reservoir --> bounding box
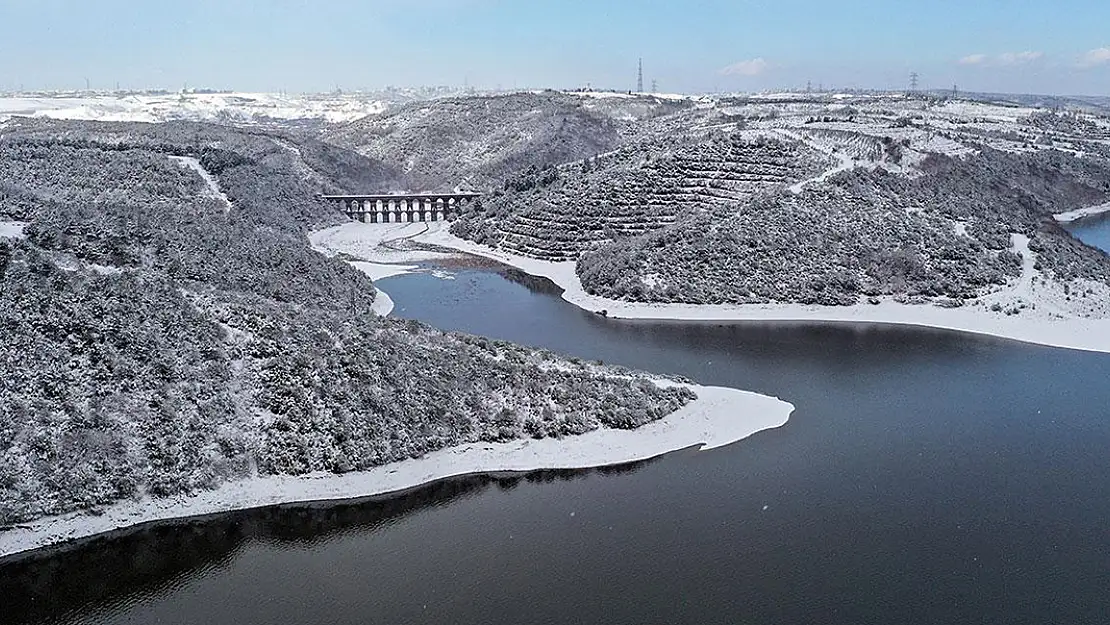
[3,222,1110,625]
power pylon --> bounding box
[909,72,919,93]
[637,58,644,93]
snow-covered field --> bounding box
[0,383,793,558]
[334,223,1110,354]
[0,220,27,239]
[0,92,387,125]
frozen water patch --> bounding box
[349,260,418,282]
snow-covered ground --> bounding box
[776,128,857,194]
[310,222,460,318]
[316,223,1110,355]
[0,220,27,239]
[0,92,387,125]
[1054,201,1110,223]
[168,156,231,210]
[0,382,793,558]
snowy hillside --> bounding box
[0,119,695,526]
[324,91,695,192]
[435,92,1110,309]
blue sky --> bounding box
[1,0,1108,95]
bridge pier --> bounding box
[323,192,482,225]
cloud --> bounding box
[957,51,1043,67]
[719,58,769,77]
[997,51,1044,65]
[1079,47,1110,68]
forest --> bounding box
[0,120,694,526]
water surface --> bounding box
[1065,210,1110,254]
[4,243,1110,625]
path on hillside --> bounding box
[169,156,232,211]
[774,128,857,194]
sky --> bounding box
[1,0,1108,95]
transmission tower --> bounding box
[637,58,644,93]
[909,72,919,93]
[651,78,658,94]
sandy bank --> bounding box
[0,384,792,559]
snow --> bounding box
[0,220,27,239]
[370,286,395,317]
[309,222,464,317]
[0,382,793,558]
[399,223,1110,355]
[566,91,636,99]
[776,128,856,194]
[310,222,456,265]
[1054,201,1110,223]
[168,156,231,211]
[0,93,387,125]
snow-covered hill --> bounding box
[0,118,697,528]
[438,92,1110,310]
[0,92,388,127]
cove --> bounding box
[3,256,1110,625]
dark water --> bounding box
[5,232,1110,625]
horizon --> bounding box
[1,0,1109,96]
[2,86,1109,102]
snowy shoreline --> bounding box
[1053,202,1110,224]
[0,384,792,559]
[343,222,1110,355]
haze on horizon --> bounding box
[1,0,1109,96]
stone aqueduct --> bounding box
[321,193,481,223]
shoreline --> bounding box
[1053,202,1110,224]
[0,384,792,559]
[395,223,1110,355]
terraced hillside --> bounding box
[438,93,1110,308]
[452,133,833,260]
[577,149,1110,306]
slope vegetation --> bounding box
[325,91,693,191]
[0,120,694,526]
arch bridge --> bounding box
[322,193,481,223]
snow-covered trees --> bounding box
[0,120,695,526]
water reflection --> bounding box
[5,252,1110,625]
[0,462,655,625]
